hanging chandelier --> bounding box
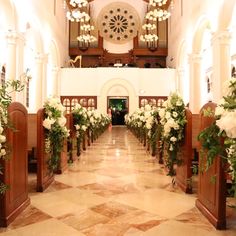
[66,0,90,22]
[66,0,97,49]
[140,0,172,50]
[149,0,168,7]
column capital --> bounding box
[176,67,185,76]
[35,53,48,64]
[211,30,232,45]
[5,30,19,45]
[51,66,60,73]
[188,53,202,64]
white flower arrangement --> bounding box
[43,97,69,171]
[215,78,236,181]
[0,79,25,194]
[72,103,88,138]
[159,92,186,176]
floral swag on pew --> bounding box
[159,92,187,176]
[72,103,89,156]
[198,78,236,196]
[0,80,25,194]
[43,97,70,172]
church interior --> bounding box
[0,0,236,235]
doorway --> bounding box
[108,97,128,125]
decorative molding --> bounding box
[5,30,18,45]
[211,30,232,45]
[35,53,48,64]
[188,53,202,64]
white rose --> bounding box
[159,109,165,119]
[215,106,225,117]
[43,118,55,130]
[216,111,236,138]
[82,125,87,131]
[170,136,177,142]
[0,135,6,143]
[146,123,152,130]
[58,116,66,127]
[75,124,80,130]
[145,104,152,111]
[176,100,183,106]
[172,112,178,118]
[165,112,171,119]
[0,148,6,156]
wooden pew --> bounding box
[195,102,226,229]
[55,114,70,174]
[36,108,54,192]
[0,102,30,227]
[176,108,193,193]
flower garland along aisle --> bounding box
[43,97,70,172]
[87,109,111,141]
[0,80,25,194]
[159,92,187,176]
[146,107,161,156]
[125,105,160,155]
[198,78,236,197]
[72,104,88,156]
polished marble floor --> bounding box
[0,126,236,235]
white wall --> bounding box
[60,68,176,113]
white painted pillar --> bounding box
[51,66,60,96]
[188,53,202,113]
[42,54,48,102]
[34,53,46,111]
[5,30,18,101]
[212,30,231,102]
[176,67,184,94]
[16,33,26,103]
[5,30,17,81]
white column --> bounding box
[42,54,48,102]
[5,30,18,101]
[5,30,18,81]
[51,66,60,96]
[34,53,46,111]
[176,67,184,94]
[188,53,202,113]
[16,33,26,103]
[212,30,231,102]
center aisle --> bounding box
[1,126,235,236]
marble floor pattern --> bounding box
[0,126,236,236]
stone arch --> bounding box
[24,25,45,112]
[218,0,236,30]
[47,39,60,97]
[98,78,137,114]
[192,16,212,54]
[0,0,17,80]
[49,40,60,67]
[176,40,187,68]
[190,16,213,113]
[0,0,17,30]
[176,40,189,103]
